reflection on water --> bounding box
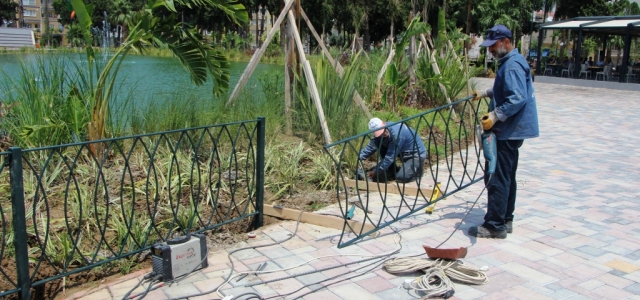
[0,53,282,105]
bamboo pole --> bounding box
[420,34,457,119]
[226,0,295,107]
[300,9,372,119]
[376,48,395,87]
[284,24,293,135]
[288,10,332,145]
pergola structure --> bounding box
[536,15,640,82]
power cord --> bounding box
[121,272,157,300]
[166,211,307,300]
[131,274,163,300]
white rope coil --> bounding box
[384,257,488,285]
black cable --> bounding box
[231,292,265,300]
[434,174,492,249]
[132,274,163,300]
[167,211,305,300]
[121,272,156,300]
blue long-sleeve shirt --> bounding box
[486,48,539,140]
[358,123,427,171]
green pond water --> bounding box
[0,53,283,105]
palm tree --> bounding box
[70,0,248,147]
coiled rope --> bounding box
[383,257,488,297]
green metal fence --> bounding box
[0,118,265,299]
[324,97,489,248]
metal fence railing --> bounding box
[0,117,266,300]
[324,97,489,248]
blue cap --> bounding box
[480,25,512,47]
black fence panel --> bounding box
[324,97,490,248]
[0,118,265,299]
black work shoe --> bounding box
[506,221,513,234]
[468,225,507,239]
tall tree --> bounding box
[0,0,18,26]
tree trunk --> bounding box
[364,15,370,51]
[389,17,394,46]
[465,0,472,51]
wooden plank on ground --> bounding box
[263,204,378,236]
[343,179,433,198]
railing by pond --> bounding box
[0,118,265,300]
[324,97,489,248]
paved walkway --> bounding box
[68,79,640,300]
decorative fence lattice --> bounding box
[0,118,265,299]
[324,97,490,248]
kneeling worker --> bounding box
[358,118,427,183]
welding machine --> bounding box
[151,234,208,281]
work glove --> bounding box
[481,111,497,131]
[472,89,489,101]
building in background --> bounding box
[14,0,61,31]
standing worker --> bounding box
[358,118,427,183]
[471,25,539,239]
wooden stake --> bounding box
[226,0,295,107]
[288,10,332,145]
[263,205,378,236]
[343,179,433,198]
[300,9,372,119]
[377,48,395,88]
[420,34,457,119]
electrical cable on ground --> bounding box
[131,274,163,300]
[121,272,156,300]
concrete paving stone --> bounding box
[354,275,396,293]
[218,285,261,299]
[591,284,634,300]
[624,282,640,295]
[473,271,527,294]
[602,244,634,256]
[161,282,201,299]
[623,270,640,284]
[496,243,546,261]
[332,282,386,300]
[289,245,317,255]
[575,245,609,257]
[454,288,488,300]
[546,288,578,299]
[192,276,225,293]
[302,289,344,300]
[503,285,554,300]
[500,262,558,285]
[250,283,280,298]
[605,259,640,273]
[595,273,634,289]
[77,289,111,300]
[540,229,571,239]
[576,279,605,290]
[258,246,294,260]
[626,250,640,261]
[294,270,329,287]
[522,281,553,295]
[374,286,416,300]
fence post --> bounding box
[9,147,31,300]
[254,117,265,229]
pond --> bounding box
[0,52,283,104]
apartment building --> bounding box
[13,0,62,32]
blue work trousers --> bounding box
[483,140,524,231]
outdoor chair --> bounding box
[561,63,574,78]
[595,65,612,81]
[626,68,638,83]
[578,64,590,79]
[543,66,553,76]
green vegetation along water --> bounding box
[0,53,283,105]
